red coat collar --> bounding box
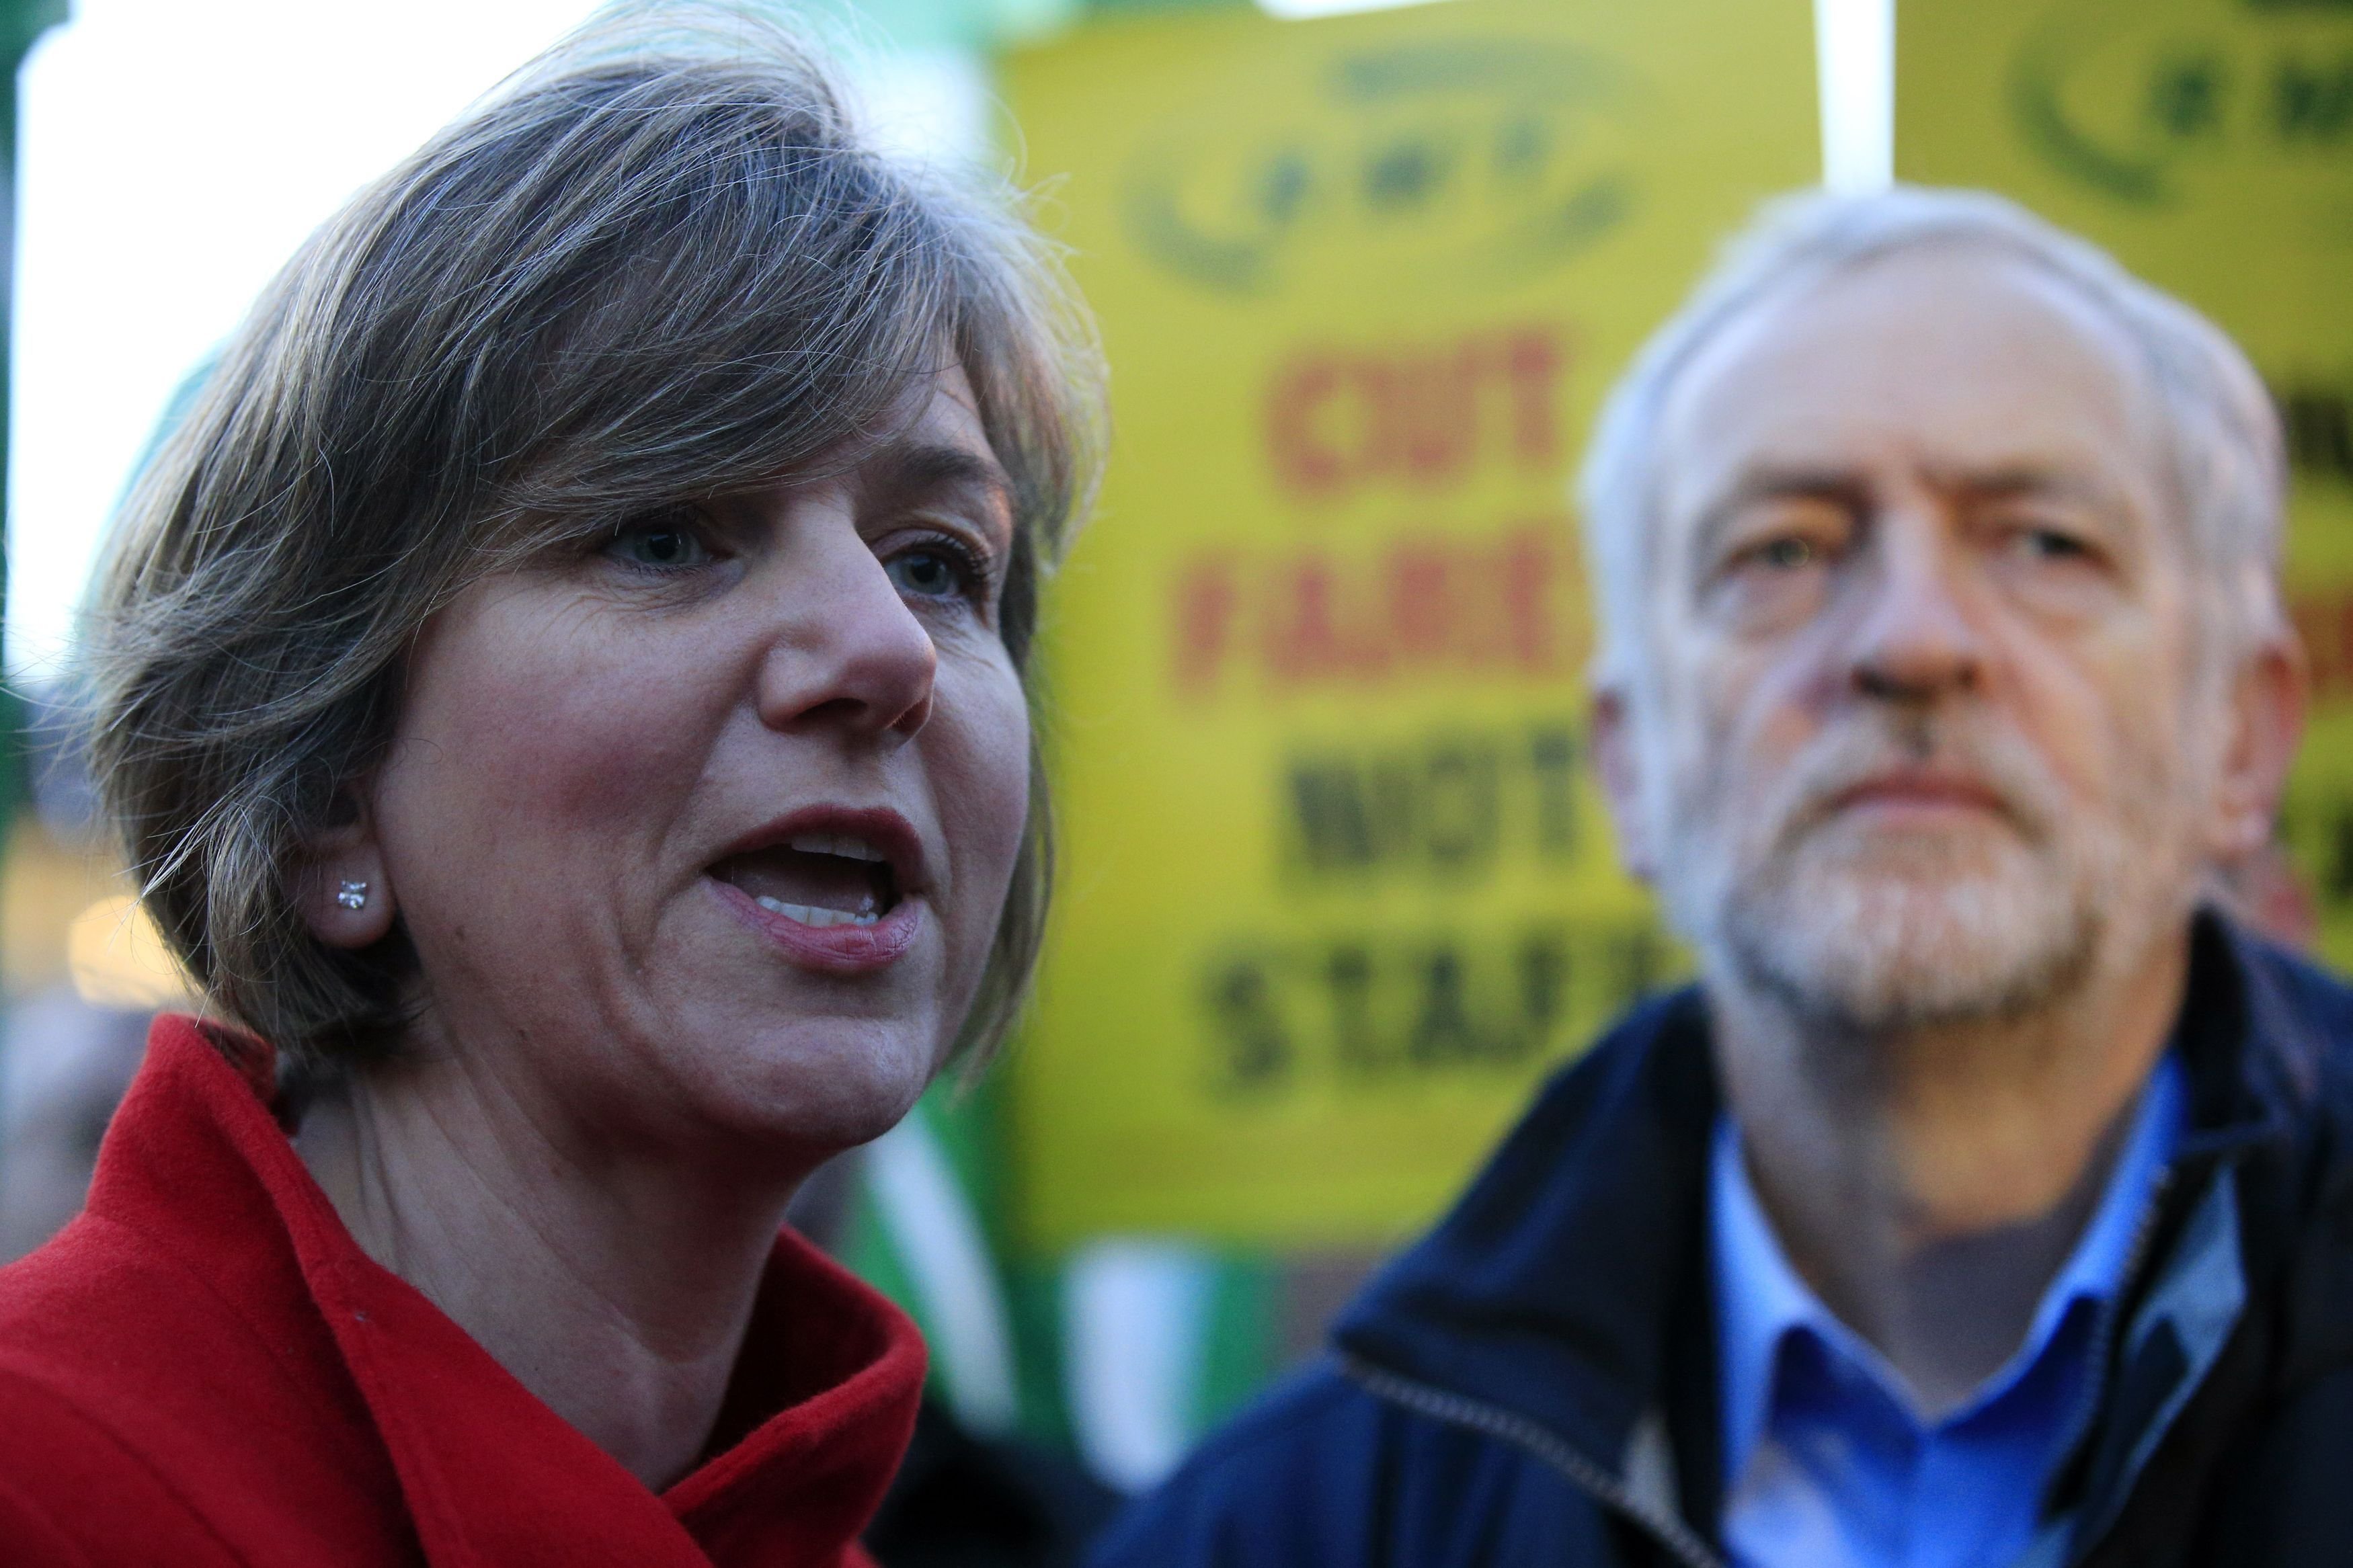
[91,1014,926,1567]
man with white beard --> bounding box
[1093,188,2353,1568]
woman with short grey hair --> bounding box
[0,11,1100,1563]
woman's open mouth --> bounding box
[704,809,928,973]
[711,834,901,928]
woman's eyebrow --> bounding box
[869,443,1016,532]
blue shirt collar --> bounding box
[1711,1051,2187,1490]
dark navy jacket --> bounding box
[1091,915,2353,1567]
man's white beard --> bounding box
[1650,709,2195,1036]
[1712,813,2104,1033]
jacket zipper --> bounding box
[1337,1352,1727,1568]
[2061,1162,2248,1567]
[2051,1165,2173,1501]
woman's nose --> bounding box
[754,526,937,742]
[1843,518,1987,704]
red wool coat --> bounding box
[0,1014,926,1566]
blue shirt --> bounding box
[1710,1055,2186,1568]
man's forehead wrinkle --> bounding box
[1684,246,2149,401]
[1713,463,1875,508]
[1648,235,2167,464]
[1919,462,2141,520]
[1663,274,2159,492]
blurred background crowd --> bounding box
[0,0,2341,1558]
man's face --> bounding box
[1610,246,2247,1031]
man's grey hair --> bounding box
[1578,184,2287,692]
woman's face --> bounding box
[348,367,1031,1163]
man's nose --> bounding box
[754,525,937,742]
[1844,523,1986,704]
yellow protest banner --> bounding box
[1899,0,2353,962]
[1001,0,1819,1249]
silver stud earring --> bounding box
[335,880,370,911]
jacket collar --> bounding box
[1332,982,1720,1480]
[89,1014,925,1568]
[1330,910,2325,1522]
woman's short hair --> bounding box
[1579,184,2285,695]
[86,7,1105,1073]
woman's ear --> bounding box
[296,784,396,950]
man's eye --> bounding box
[606,523,713,571]
[2017,527,2089,561]
[887,547,970,600]
[1749,536,1820,571]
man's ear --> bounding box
[2208,631,2308,862]
[1590,682,1659,884]
[295,784,396,950]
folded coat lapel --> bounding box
[164,1018,923,1568]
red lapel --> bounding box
[99,1016,924,1567]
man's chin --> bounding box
[1723,868,2096,1034]
[1798,813,2030,877]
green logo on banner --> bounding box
[1121,40,1644,296]
[2012,0,2353,205]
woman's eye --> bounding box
[606,523,713,571]
[887,547,970,600]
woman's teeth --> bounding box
[788,832,887,863]
[754,895,880,928]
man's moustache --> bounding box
[1767,720,2059,848]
